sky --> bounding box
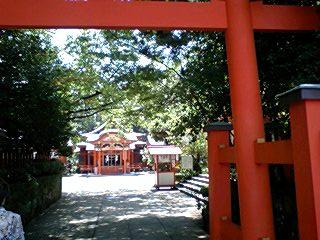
[51,29,81,64]
[51,29,81,49]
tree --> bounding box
[0,30,72,155]
[61,26,318,144]
[179,132,208,173]
[256,31,319,140]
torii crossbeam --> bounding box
[0,1,319,240]
[0,0,318,31]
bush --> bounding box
[200,185,208,198]
[198,186,209,232]
[26,160,65,176]
[176,169,197,183]
[0,160,64,224]
[201,203,209,231]
[5,174,62,224]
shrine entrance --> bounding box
[103,152,121,167]
[0,1,319,240]
[102,152,122,174]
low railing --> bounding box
[79,164,93,173]
[130,163,143,170]
[0,150,34,169]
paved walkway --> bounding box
[25,172,209,240]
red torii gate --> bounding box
[0,1,319,240]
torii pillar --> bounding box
[225,0,275,239]
[205,122,233,240]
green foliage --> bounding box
[158,163,172,172]
[27,161,65,176]
[0,160,65,183]
[0,30,73,154]
[255,31,320,140]
[62,30,141,134]
[0,159,64,223]
[176,169,196,182]
[60,27,319,151]
[62,30,225,164]
[67,153,82,173]
[141,147,154,165]
[197,186,209,231]
[199,186,209,198]
[201,203,209,232]
[179,132,208,174]
[5,174,62,224]
[57,145,73,157]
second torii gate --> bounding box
[0,1,319,239]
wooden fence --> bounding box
[0,150,50,169]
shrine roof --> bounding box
[147,136,165,146]
[81,123,146,143]
[148,146,182,155]
[75,142,95,152]
[125,132,145,141]
[78,123,171,150]
[129,141,147,150]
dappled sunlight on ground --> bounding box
[25,173,208,240]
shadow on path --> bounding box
[25,175,208,240]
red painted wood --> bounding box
[290,100,320,240]
[0,0,227,30]
[251,2,319,31]
[225,0,275,239]
[218,146,235,164]
[216,141,292,165]
[123,150,127,174]
[0,0,318,31]
[98,150,102,174]
[207,130,231,240]
[220,221,242,240]
[255,140,293,164]
[93,150,97,168]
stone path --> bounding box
[25,172,209,240]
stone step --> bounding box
[179,182,202,193]
[191,176,209,184]
[177,174,209,204]
[198,173,209,179]
[183,179,208,188]
[178,186,208,204]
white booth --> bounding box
[148,146,182,189]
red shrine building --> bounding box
[75,124,168,175]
